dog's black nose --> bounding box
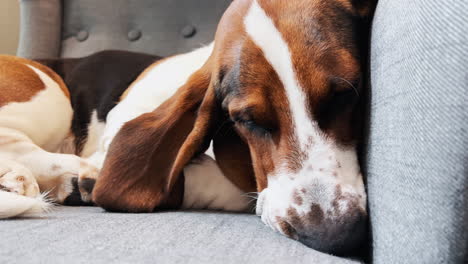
[293,206,368,256]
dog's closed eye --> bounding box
[240,119,273,137]
[318,77,360,120]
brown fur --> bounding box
[0,55,70,109]
[206,0,369,192]
[93,0,376,212]
[293,189,303,206]
[0,56,46,107]
[212,124,257,192]
[0,55,69,108]
[93,66,213,212]
[276,216,298,239]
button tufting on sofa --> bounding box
[17,0,232,58]
[76,30,88,41]
[128,29,141,41]
[181,25,196,38]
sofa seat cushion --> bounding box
[0,207,361,263]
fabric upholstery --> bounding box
[0,207,361,264]
[17,0,62,58]
[18,0,231,58]
[60,0,230,57]
[365,0,468,263]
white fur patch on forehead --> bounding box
[244,0,314,148]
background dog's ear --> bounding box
[93,68,216,212]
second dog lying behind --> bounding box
[0,44,252,211]
[0,51,160,208]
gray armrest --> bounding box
[366,0,468,263]
[17,0,62,58]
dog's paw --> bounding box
[78,160,99,203]
[0,160,39,198]
[63,177,93,206]
[44,156,99,205]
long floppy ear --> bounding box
[160,75,258,196]
[167,78,257,199]
[212,124,257,193]
[93,67,217,212]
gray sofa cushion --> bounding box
[366,0,468,263]
[0,207,361,264]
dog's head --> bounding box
[93,0,376,255]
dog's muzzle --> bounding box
[256,176,367,255]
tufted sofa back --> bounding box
[17,0,231,58]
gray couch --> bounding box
[4,0,466,263]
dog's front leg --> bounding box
[0,127,98,204]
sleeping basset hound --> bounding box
[0,0,376,255]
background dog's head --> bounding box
[94,0,376,255]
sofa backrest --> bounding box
[18,0,231,58]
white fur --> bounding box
[244,0,314,148]
[244,0,366,232]
[0,158,39,197]
[80,110,106,158]
[0,46,245,215]
[84,44,246,210]
[86,43,214,169]
[182,155,249,212]
[0,159,51,219]
[257,146,366,235]
[0,63,97,208]
[0,191,52,219]
[0,64,72,153]
[0,64,74,198]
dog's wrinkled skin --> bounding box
[93,0,376,255]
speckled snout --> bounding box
[256,162,368,255]
[285,184,367,255]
